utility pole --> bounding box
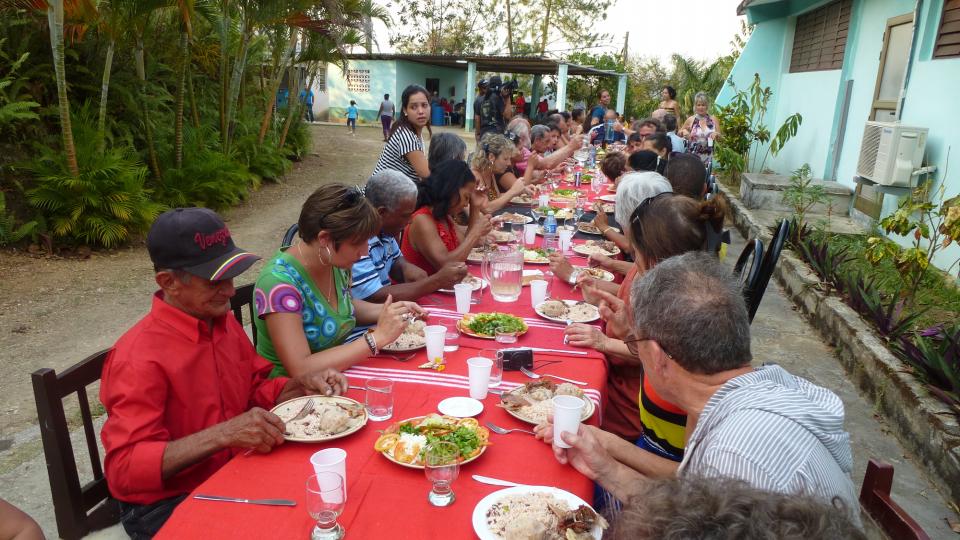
[622,32,629,65]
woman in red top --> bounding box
[400,160,493,274]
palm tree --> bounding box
[671,54,728,117]
[357,0,389,53]
[46,0,79,177]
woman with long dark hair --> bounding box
[372,84,432,182]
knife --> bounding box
[193,494,297,506]
[527,347,589,356]
[472,475,528,488]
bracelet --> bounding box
[602,226,613,236]
[363,330,379,356]
[568,269,581,285]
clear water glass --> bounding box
[444,330,460,352]
[479,348,503,387]
[306,473,345,540]
[364,377,394,421]
[511,223,524,244]
[495,327,518,345]
[424,441,460,506]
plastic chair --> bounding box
[32,351,123,540]
[230,283,258,346]
[747,219,791,321]
[281,223,299,248]
[860,459,930,539]
[733,238,765,323]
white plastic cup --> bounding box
[467,357,493,399]
[309,448,347,502]
[552,395,585,449]
[453,283,472,314]
[538,194,550,208]
[424,325,447,364]
[558,228,574,253]
[530,279,548,308]
[523,223,538,245]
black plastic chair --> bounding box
[230,283,258,346]
[733,238,764,322]
[281,223,299,248]
[748,219,791,321]
[32,350,123,540]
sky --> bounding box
[369,0,746,64]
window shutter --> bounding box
[934,0,960,59]
[790,0,853,73]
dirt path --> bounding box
[0,124,385,438]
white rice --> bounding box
[486,492,571,539]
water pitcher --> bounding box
[481,246,523,303]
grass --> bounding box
[815,231,960,330]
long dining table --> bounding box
[156,165,620,539]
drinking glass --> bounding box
[444,330,460,352]
[542,235,559,254]
[424,441,460,506]
[364,377,394,421]
[306,472,346,540]
[478,349,503,387]
[495,327,518,345]
[511,223,524,245]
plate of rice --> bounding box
[382,320,426,352]
[499,381,595,425]
[438,275,488,294]
[473,486,608,540]
[270,396,367,443]
[534,300,600,323]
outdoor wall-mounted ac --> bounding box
[856,121,928,187]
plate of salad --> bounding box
[550,188,578,200]
[457,312,528,339]
[523,248,551,264]
[373,414,490,469]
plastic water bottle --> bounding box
[544,211,558,235]
[588,146,597,168]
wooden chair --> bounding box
[746,219,791,321]
[231,283,258,347]
[32,350,123,540]
[281,223,299,248]
[733,238,765,322]
[860,459,930,540]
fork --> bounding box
[485,422,537,436]
[371,352,416,362]
[519,365,587,386]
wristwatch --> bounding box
[363,330,379,356]
[567,269,581,285]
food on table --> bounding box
[500,381,592,425]
[467,246,492,263]
[598,203,615,214]
[572,240,620,257]
[490,229,516,243]
[497,212,533,224]
[521,270,545,285]
[485,491,608,540]
[511,194,536,205]
[535,300,599,323]
[374,414,489,466]
[576,267,615,282]
[523,248,550,264]
[460,312,528,337]
[273,397,365,440]
[550,188,578,199]
[384,320,426,351]
[536,207,573,220]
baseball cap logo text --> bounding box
[194,228,231,251]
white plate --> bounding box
[438,397,484,418]
[534,299,601,323]
[572,242,621,257]
[496,213,534,225]
[522,269,544,286]
[472,485,602,540]
[438,277,488,294]
[598,194,617,203]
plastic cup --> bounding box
[310,448,347,501]
[558,228,574,253]
[453,283,472,314]
[523,224,538,246]
[467,357,493,399]
[552,395,585,449]
[538,194,550,208]
[424,325,447,364]
[530,279,548,308]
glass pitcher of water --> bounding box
[481,245,523,303]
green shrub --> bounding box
[284,116,312,161]
[0,190,36,246]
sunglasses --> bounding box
[326,186,366,220]
[629,191,674,227]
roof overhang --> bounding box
[344,53,622,78]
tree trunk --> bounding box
[188,65,200,128]
[96,38,115,153]
[223,20,250,154]
[135,36,162,180]
[219,0,230,148]
[277,66,299,150]
[539,0,552,55]
[257,29,298,145]
[174,31,188,169]
[46,1,79,178]
[505,0,513,56]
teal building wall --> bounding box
[720,0,960,269]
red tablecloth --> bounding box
[157,230,611,540]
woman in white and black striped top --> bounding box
[372,84,432,183]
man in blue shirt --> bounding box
[351,170,468,303]
[299,87,314,122]
[588,88,611,127]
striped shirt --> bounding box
[372,124,424,183]
[678,364,861,526]
[350,234,401,300]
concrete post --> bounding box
[615,73,628,116]
[465,61,476,132]
[530,74,542,119]
[556,63,569,112]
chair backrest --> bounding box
[860,459,930,540]
[32,350,122,540]
[281,223,299,248]
[733,238,765,322]
[747,219,791,321]
[231,283,258,347]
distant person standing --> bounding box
[536,98,549,121]
[473,79,488,143]
[514,92,526,118]
[377,94,395,142]
[299,87,315,122]
[588,88,611,127]
[346,100,359,136]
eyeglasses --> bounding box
[503,131,519,143]
[622,336,674,360]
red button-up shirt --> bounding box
[100,292,288,505]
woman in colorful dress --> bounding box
[400,161,493,274]
[254,183,424,378]
[679,92,721,166]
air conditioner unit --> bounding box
[856,121,928,187]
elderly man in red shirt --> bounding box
[100,208,348,539]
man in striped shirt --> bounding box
[538,252,861,525]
